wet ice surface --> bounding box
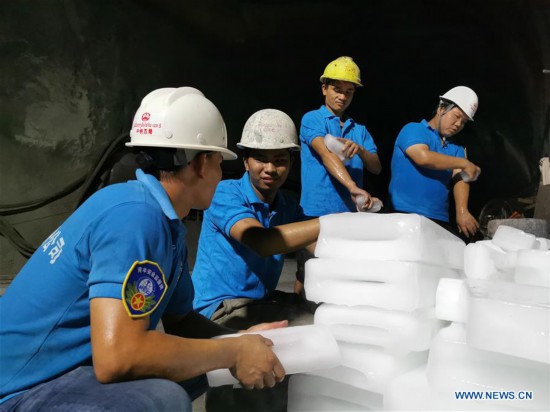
[288,214,550,411]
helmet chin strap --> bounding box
[437,102,455,145]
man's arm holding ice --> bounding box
[310,136,375,209]
[405,144,481,180]
[90,298,285,389]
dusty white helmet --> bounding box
[439,86,479,121]
[127,87,237,160]
[237,109,300,151]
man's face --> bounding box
[244,149,292,197]
[439,106,469,137]
[200,152,223,208]
[322,80,356,116]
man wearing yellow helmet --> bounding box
[296,56,382,289]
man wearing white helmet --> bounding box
[192,108,319,329]
[0,88,288,412]
[388,86,481,237]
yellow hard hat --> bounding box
[320,56,362,87]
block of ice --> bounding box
[314,304,444,354]
[435,278,468,322]
[426,323,549,410]
[514,249,550,288]
[465,279,550,364]
[304,258,461,311]
[288,374,383,411]
[491,224,537,251]
[337,342,428,393]
[315,213,465,269]
[206,325,340,387]
[384,365,505,411]
[464,241,514,281]
[535,237,550,250]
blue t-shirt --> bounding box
[299,105,378,216]
[192,172,305,319]
[0,170,193,403]
[388,119,466,222]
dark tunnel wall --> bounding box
[1,0,549,275]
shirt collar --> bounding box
[136,169,180,221]
[239,172,286,209]
[319,105,354,125]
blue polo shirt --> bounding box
[0,170,192,403]
[388,119,466,222]
[192,172,305,319]
[299,105,378,216]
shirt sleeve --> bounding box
[300,111,327,146]
[207,182,258,237]
[85,202,172,301]
[395,123,430,152]
[359,126,378,153]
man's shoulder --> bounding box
[301,107,326,122]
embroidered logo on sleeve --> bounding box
[122,261,168,318]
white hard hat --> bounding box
[237,109,300,151]
[127,87,237,160]
[439,86,479,121]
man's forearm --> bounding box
[240,219,320,257]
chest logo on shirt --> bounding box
[122,260,168,318]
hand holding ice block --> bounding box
[460,169,480,182]
[355,195,382,213]
[206,325,341,387]
[324,134,350,164]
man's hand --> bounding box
[350,186,373,210]
[338,137,360,160]
[230,335,285,389]
[456,209,479,237]
[462,161,481,181]
[244,320,288,333]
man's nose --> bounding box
[264,162,276,173]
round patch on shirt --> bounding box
[122,260,168,318]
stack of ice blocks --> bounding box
[288,213,465,411]
[385,225,550,411]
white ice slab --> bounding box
[465,279,550,364]
[464,240,516,281]
[491,224,537,251]
[304,258,461,311]
[314,304,444,354]
[206,325,340,387]
[435,277,468,323]
[535,237,550,250]
[514,249,550,288]
[384,365,505,411]
[315,213,465,269]
[337,342,428,393]
[288,374,383,411]
[426,323,549,410]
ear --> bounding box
[243,156,250,172]
[321,83,328,96]
[191,153,207,179]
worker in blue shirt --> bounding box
[0,87,288,412]
[300,56,382,217]
[192,109,319,330]
[296,56,382,291]
[192,108,319,412]
[388,86,481,237]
